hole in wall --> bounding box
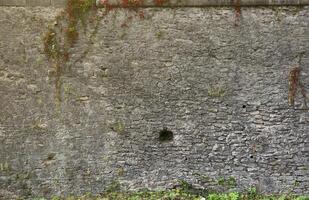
[242,105,246,108]
[47,153,56,160]
[159,128,174,142]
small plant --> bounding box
[208,85,226,98]
[15,171,31,180]
[105,180,121,193]
[218,177,226,186]
[25,190,309,200]
[43,28,61,60]
[116,167,125,176]
[178,179,209,197]
[0,162,9,171]
[227,177,237,188]
[296,196,309,200]
[155,30,164,39]
[110,121,126,134]
[217,176,236,188]
[229,192,240,200]
[246,187,258,200]
[32,120,48,130]
[208,192,240,200]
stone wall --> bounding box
[1,0,309,7]
[0,0,65,7]
[0,1,308,199]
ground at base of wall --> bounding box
[24,190,309,200]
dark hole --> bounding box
[47,153,56,160]
[100,66,107,71]
[159,128,174,142]
[242,105,246,108]
[250,155,254,159]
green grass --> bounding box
[29,190,309,200]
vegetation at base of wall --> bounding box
[28,190,309,200]
[26,182,308,200]
[217,176,237,188]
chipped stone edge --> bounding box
[0,0,309,7]
[97,0,309,7]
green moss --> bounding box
[63,83,76,99]
[105,180,121,193]
[49,191,309,200]
[43,0,98,109]
[227,177,237,187]
[194,173,215,183]
[218,177,226,186]
[43,28,61,60]
[44,0,97,60]
[32,120,47,130]
[208,85,226,98]
[155,30,164,39]
[110,121,126,134]
[0,162,9,171]
[217,176,237,188]
[25,190,309,200]
[15,171,31,180]
[116,168,125,176]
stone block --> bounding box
[51,0,66,7]
[0,0,26,6]
[26,0,51,6]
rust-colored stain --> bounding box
[231,0,241,26]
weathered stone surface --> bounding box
[0,5,308,199]
[26,0,51,7]
[0,0,26,6]
[1,0,309,7]
[98,0,309,7]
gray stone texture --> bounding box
[1,0,309,7]
[0,0,26,6]
[98,0,309,7]
[0,5,309,199]
[26,0,51,7]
